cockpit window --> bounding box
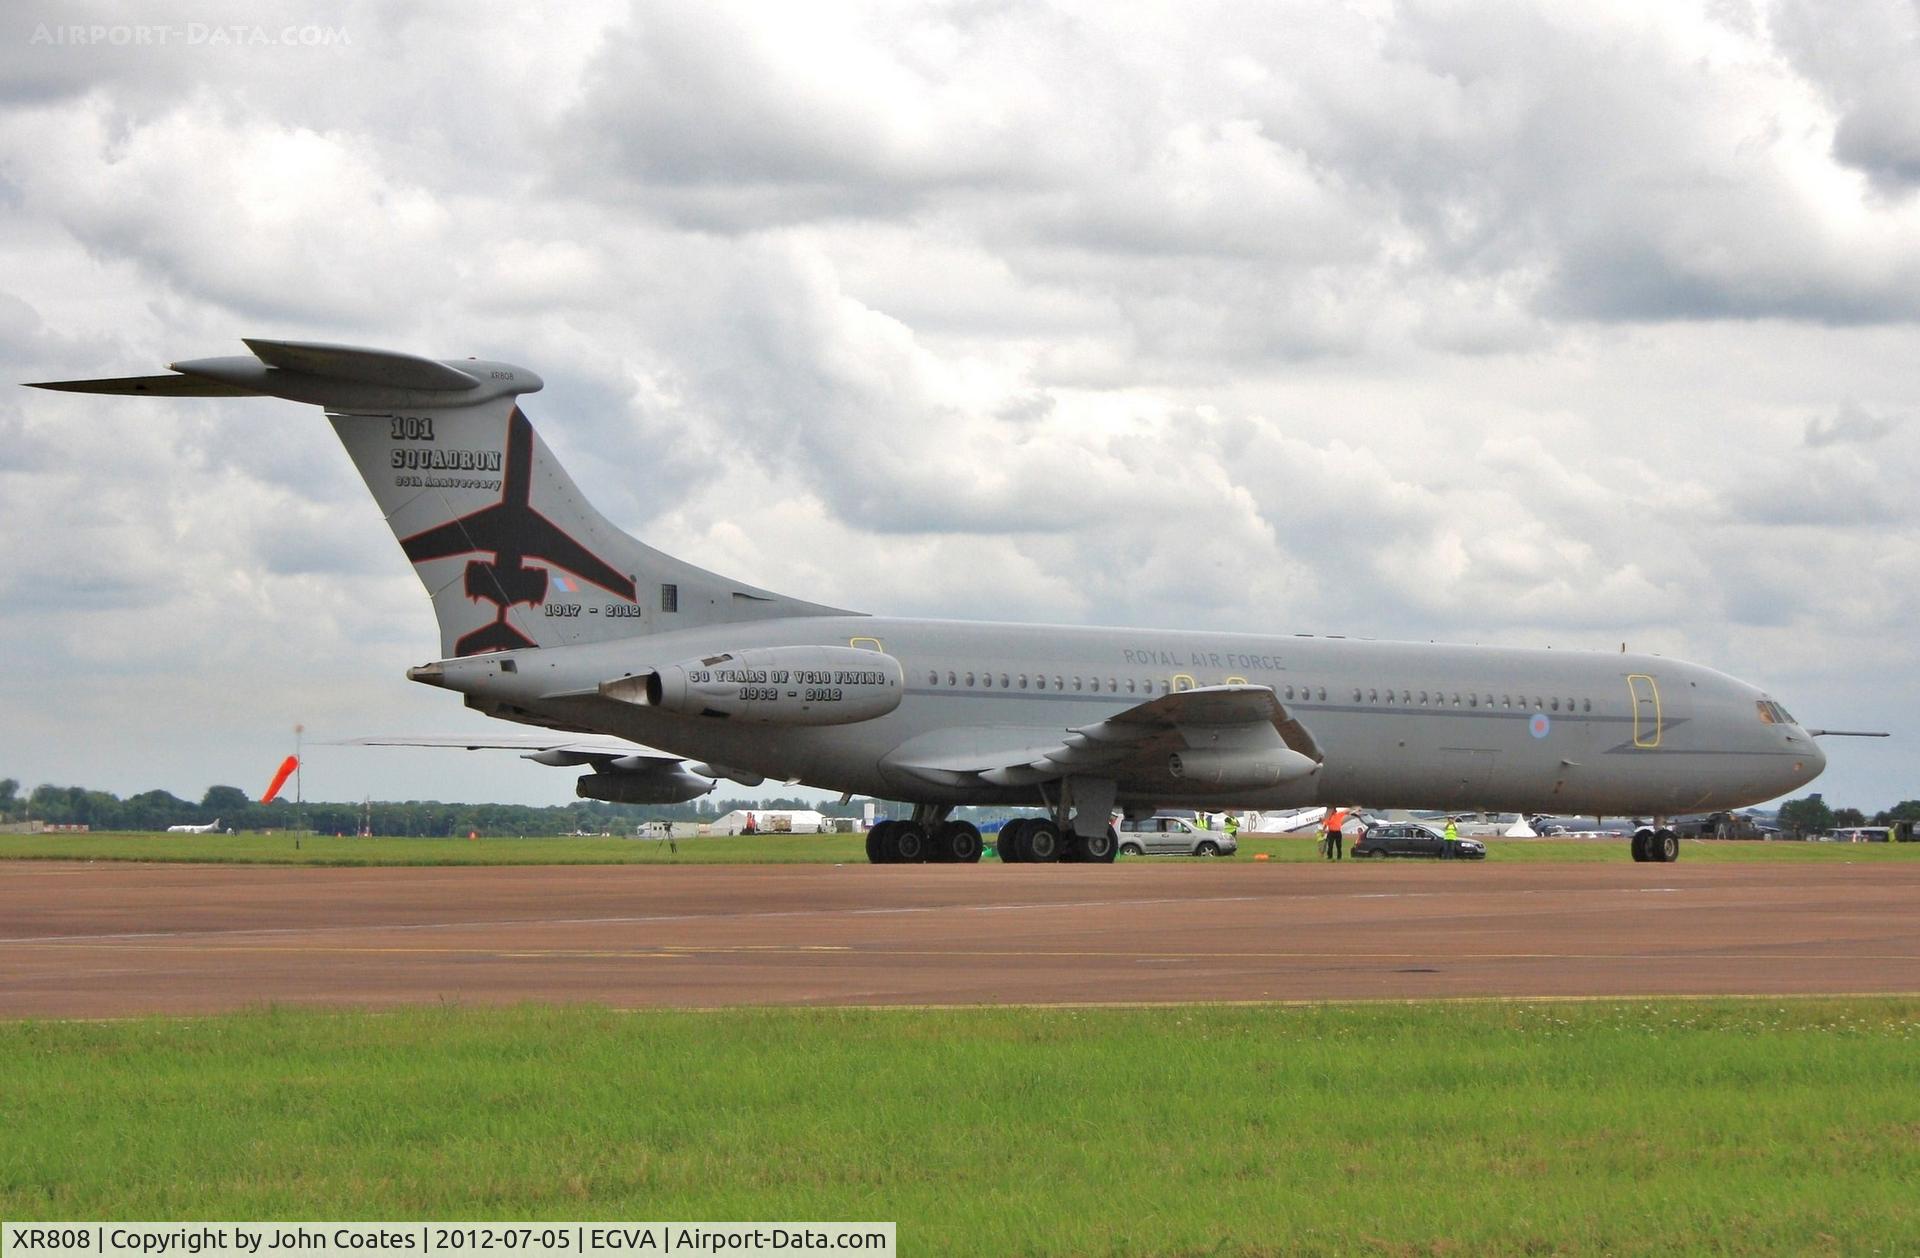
[1756,701,1776,724]
[1756,700,1797,725]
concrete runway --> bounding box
[2,859,1917,1017]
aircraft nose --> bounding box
[1788,737,1826,791]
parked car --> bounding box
[1351,821,1486,860]
[1116,815,1237,857]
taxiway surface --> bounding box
[2,859,1916,1017]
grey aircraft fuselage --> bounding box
[423,613,1826,816]
[30,338,1829,829]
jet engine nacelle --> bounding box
[1167,747,1320,790]
[575,761,716,805]
[601,646,904,726]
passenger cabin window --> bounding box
[1317,687,1327,701]
[966,672,975,687]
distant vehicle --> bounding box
[165,818,227,835]
[1671,811,1774,840]
[1352,821,1486,860]
[1116,815,1236,857]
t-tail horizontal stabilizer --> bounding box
[27,337,852,660]
[28,338,542,412]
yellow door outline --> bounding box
[1172,673,1197,693]
[1627,674,1661,748]
[849,636,884,652]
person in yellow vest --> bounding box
[1443,817,1459,857]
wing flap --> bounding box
[882,684,1324,794]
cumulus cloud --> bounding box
[1,0,1916,809]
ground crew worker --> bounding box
[1325,808,1346,860]
[1225,813,1240,839]
[1443,817,1458,856]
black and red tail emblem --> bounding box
[398,410,636,655]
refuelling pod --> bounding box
[575,758,716,805]
[600,645,904,726]
[1167,747,1320,790]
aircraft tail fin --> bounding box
[30,339,850,658]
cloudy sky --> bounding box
[2,0,1914,811]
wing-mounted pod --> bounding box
[575,758,717,805]
[1168,747,1319,789]
[601,645,904,726]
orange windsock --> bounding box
[261,755,299,803]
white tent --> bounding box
[709,809,828,835]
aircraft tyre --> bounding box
[893,822,931,863]
[1071,825,1119,863]
[1026,820,1065,862]
[1630,829,1651,862]
[940,820,984,863]
[866,820,897,865]
[997,818,1030,863]
[1653,828,1679,863]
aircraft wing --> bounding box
[332,734,763,788]
[881,684,1324,791]
[334,733,677,768]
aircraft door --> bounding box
[1627,674,1661,748]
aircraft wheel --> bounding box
[1630,829,1651,863]
[866,820,897,864]
[1073,826,1118,863]
[941,821,983,864]
[997,819,1030,863]
[893,823,930,863]
[1653,829,1679,863]
[1026,821,1064,862]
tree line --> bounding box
[5,776,1913,840]
[1775,794,1920,837]
[0,777,888,838]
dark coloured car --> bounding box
[1351,822,1486,860]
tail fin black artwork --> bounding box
[31,339,847,657]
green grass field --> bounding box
[1,829,1915,866]
[2,999,1916,1255]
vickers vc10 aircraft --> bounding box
[35,340,1837,864]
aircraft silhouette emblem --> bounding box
[398,409,637,655]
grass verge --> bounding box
[1,999,1917,1255]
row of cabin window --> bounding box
[1347,687,1592,713]
[923,671,1204,695]
[920,669,1593,715]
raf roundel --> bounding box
[1529,712,1551,739]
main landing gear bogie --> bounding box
[865,818,985,864]
[867,815,1120,864]
[1631,826,1680,863]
